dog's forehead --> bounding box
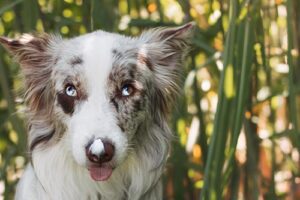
[80,32,116,83]
[79,32,118,76]
[57,31,133,86]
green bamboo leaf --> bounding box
[224,64,235,99]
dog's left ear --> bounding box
[139,22,195,68]
[139,22,195,114]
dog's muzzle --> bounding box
[85,138,115,181]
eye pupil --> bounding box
[121,84,132,97]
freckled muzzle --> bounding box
[85,138,115,181]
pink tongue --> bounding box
[88,166,113,181]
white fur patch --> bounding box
[89,138,104,155]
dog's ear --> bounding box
[139,22,194,67]
[139,22,195,115]
[0,34,55,113]
[0,33,51,66]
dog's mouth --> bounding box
[88,164,114,181]
[85,138,116,181]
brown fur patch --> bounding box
[107,58,149,135]
[30,129,55,151]
[137,52,153,70]
[57,81,88,115]
[69,56,83,66]
[110,98,119,111]
[57,93,75,114]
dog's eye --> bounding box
[65,85,77,97]
[121,84,134,97]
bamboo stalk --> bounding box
[201,0,239,198]
[286,0,300,151]
[0,55,26,154]
[225,1,255,178]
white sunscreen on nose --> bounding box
[89,138,104,155]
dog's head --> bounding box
[0,23,194,181]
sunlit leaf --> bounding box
[224,64,235,99]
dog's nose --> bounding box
[86,138,115,163]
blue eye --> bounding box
[65,85,77,97]
[121,84,133,97]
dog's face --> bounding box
[0,23,193,181]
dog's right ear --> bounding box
[0,33,51,66]
[0,34,55,113]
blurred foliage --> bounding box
[0,0,299,199]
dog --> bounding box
[0,22,194,200]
